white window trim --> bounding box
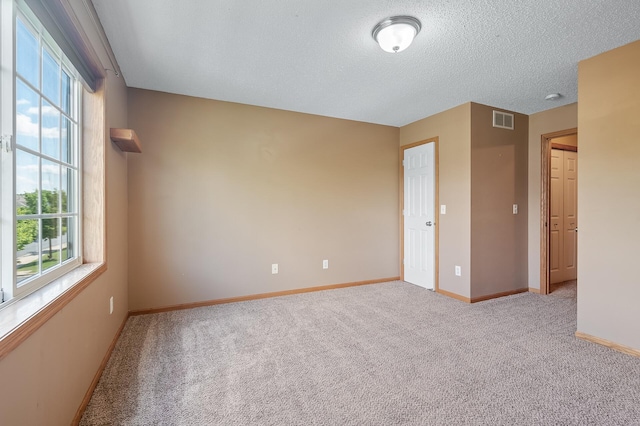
[0,0,17,305]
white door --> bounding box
[403,142,436,290]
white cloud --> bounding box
[17,99,30,106]
[16,174,38,195]
[18,164,59,173]
[17,164,39,172]
[26,105,59,116]
[17,113,59,139]
[17,164,60,194]
[16,114,38,138]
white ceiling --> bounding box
[91,0,640,127]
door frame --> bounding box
[399,137,440,291]
[540,128,577,294]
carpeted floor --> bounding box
[80,281,640,425]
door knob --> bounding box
[426,221,433,226]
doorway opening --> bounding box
[400,137,439,291]
[540,128,578,295]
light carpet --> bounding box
[80,281,640,425]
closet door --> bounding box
[550,149,564,284]
[550,148,578,284]
[563,151,578,281]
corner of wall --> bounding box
[469,103,529,299]
[399,103,472,299]
[576,40,640,350]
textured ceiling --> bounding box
[91,0,640,127]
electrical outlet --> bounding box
[455,266,461,276]
[323,259,329,269]
[109,296,114,314]
[440,205,446,215]
[271,264,278,274]
[513,204,518,214]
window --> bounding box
[1,1,82,305]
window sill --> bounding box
[0,262,106,361]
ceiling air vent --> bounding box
[493,110,514,130]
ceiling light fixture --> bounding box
[372,16,421,53]
[545,93,562,101]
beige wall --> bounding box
[577,40,640,350]
[470,103,529,298]
[0,69,129,424]
[527,103,578,290]
[127,89,399,311]
[399,104,472,298]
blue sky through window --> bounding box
[16,17,39,89]
[16,79,39,151]
[41,99,60,159]
[61,71,71,114]
[42,49,60,106]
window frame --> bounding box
[0,0,107,362]
[1,0,83,306]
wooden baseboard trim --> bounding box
[575,331,640,358]
[72,314,129,425]
[432,287,530,303]
[436,288,471,303]
[129,277,401,316]
[470,288,529,303]
[528,287,541,294]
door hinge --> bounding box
[1,134,13,153]
[402,209,406,216]
[402,259,405,265]
[402,160,405,167]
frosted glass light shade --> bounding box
[372,16,421,53]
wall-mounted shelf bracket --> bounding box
[110,128,142,153]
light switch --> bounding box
[440,205,446,215]
[513,204,518,214]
